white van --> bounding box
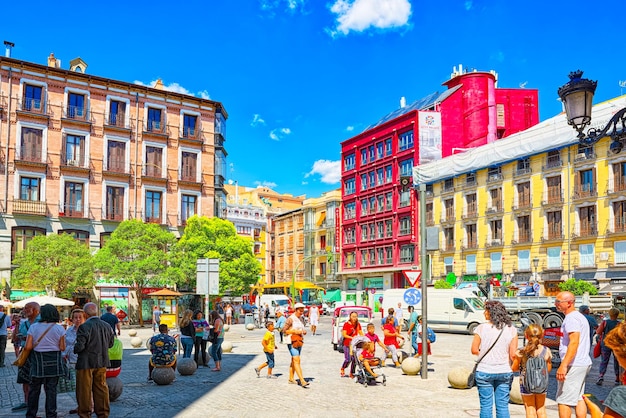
[382,288,485,334]
[258,294,291,317]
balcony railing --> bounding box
[64,106,90,121]
[143,165,164,178]
[542,228,563,241]
[182,125,199,140]
[573,224,598,238]
[487,173,503,183]
[513,198,531,210]
[607,221,626,235]
[461,241,479,250]
[12,199,47,215]
[542,190,564,205]
[607,177,626,194]
[543,155,562,170]
[514,167,532,177]
[102,206,124,222]
[486,203,503,214]
[573,185,597,199]
[440,215,455,224]
[442,183,455,193]
[106,113,127,128]
[574,151,596,163]
[16,149,43,163]
[18,99,49,115]
[513,232,532,244]
[179,169,198,183]
[486,239,503,247]
[146,119,166,134]
[59,203,84,218]
[104,162,128,174]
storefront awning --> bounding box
[10,290,46,301]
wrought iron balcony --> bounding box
[542,155,562,171]
[59,203,85,218]
[18,99,49,116]
[63,106,90,122]
[572,185,597,199]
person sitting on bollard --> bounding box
[148,324,177,382]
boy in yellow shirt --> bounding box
[254,321,277,378]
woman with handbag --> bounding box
[63,308,85,414]
[470,300,518,418]
[284,303,308,387]
[209,310,224,371]
[25,303,66,418]
[596,307,622,386]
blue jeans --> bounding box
[181,337,194,358]
[475,371,513,418]
[210,337,223,362]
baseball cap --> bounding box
[294,303,305,309]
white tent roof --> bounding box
[13,295,75,308]
[414,96,626,185]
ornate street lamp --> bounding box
[558,70,626,152]
[532,257,539,282]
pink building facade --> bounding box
[338,67,539,299]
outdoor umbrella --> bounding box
[13,295,75,308]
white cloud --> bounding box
[306,160,341,184]
[254,180,278,189]
[133,79,211,99]
[328,0,412,36]
[251,114,266,127]
[464,1,473,11]
[269,127,292,141]
[346,125,354,132]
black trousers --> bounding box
[27,376,59,418]
[0,335,7,366]
[194,336,207,365]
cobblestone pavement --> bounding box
[0,317,617,417]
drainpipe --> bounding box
[133,92,139,219]
[3,67,12,211]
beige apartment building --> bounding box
[0,52,228,290]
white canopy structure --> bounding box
[13,295,75,308]
[414,96,626,185]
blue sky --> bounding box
[2,0,625,198]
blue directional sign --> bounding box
[403,288,422,305]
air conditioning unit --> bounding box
[576,153,587,160]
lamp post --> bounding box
[558,71,626,151]
[532,257,539,283]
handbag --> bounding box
[593,336,602,358]
[13,323,54,367]
[467,328,505,388]
[291,333,304,349]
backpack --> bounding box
[522,347,549,394]
[427,327,436,343]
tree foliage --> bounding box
[559,278,598,295]
[94,219,176,324]
[434,279,454,289]
[167,216,261,295]
[12,233,94,298]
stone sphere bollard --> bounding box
[448,367,473,389]
[401,356,421,375]
[509,376,523,404]
[106,376,123,401]
[151,367,176,385]
[246,323,255,331]
[177,358,197,376]
[128,330,137,337]
[223,324,230,332]
[221,340,233,353]
[130,337,142,348]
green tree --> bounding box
[559,278,599,295]
[433,279,454,289]
[94,219,176,325]
[167,216,261,295]
[12,233,95,298]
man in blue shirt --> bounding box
[101,306,121,336]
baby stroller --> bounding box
[351,335,386,387]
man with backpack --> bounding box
[554,291,592,418]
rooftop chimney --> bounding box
[47,53,60,68]
[4,41,15,58]
[400,97,406,108]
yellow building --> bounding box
[415,95,626,294]
[302,189,341,287]
[224,184,305,284]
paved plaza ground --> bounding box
[0,316,618,417]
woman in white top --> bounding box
[25,303,66,418]
[471,300,518,418]
[283,303,308,387]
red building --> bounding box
[338,66,539,301]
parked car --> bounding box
[331,305,372,351]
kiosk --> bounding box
[147,288,182,329]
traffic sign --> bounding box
[403,288,422,305]
[403,270,422,287]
